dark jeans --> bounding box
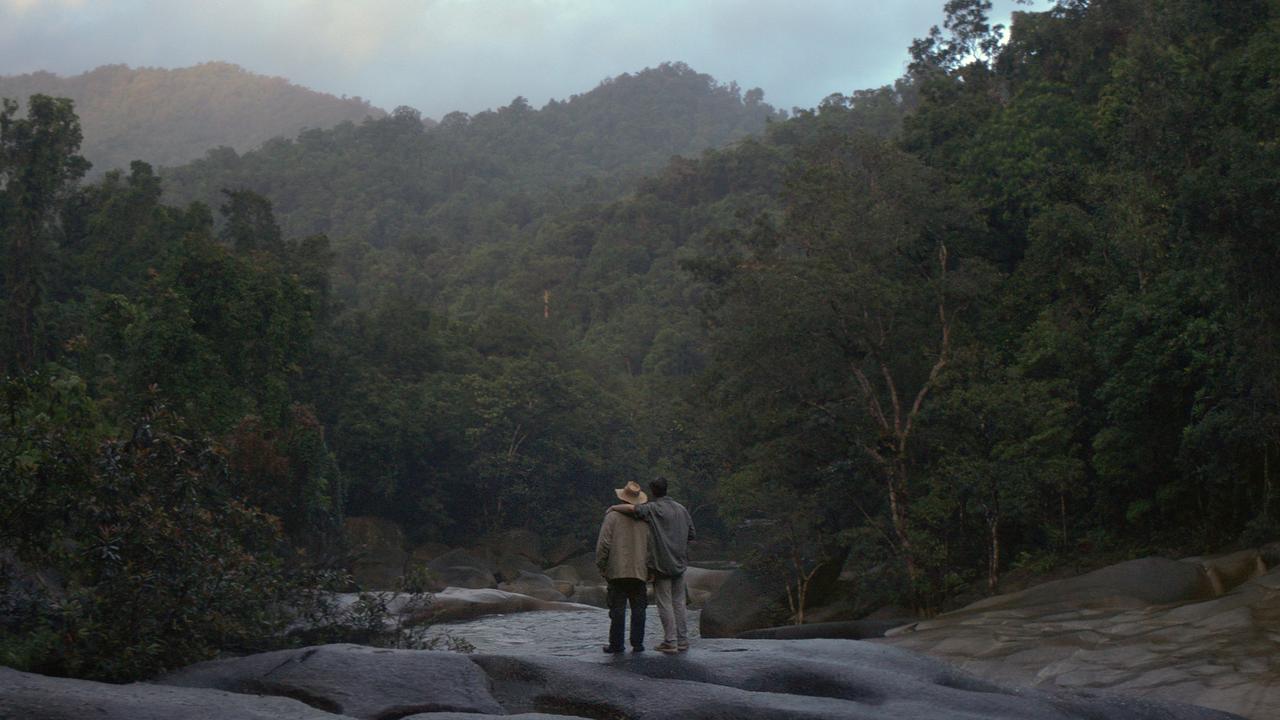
[606,578,647,650]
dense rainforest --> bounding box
[3,0,1280,683]
[0,63,385,174]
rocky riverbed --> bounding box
[9,516,1260,719]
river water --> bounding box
[415,606,703,656]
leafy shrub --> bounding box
[0,369,302,680]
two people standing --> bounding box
[595,477,695,654]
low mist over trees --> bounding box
[160,62,783,249]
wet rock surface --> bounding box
[471,639,1236,719]
[1,638,1239,720]
[880,554,1280,720]
[0,666,355,720]
[158,644,505,718]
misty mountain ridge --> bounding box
[159,61,785,250]
[0,62,387,174]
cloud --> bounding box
[1,0,86,14]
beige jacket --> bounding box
[595,509,650,581]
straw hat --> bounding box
[614,480,648,505]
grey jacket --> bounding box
[596,510,650,581]
[634,496,695,576]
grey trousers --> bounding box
[652,572,688,645]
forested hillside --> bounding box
[3,0,1279,683]
[0,63,385,174]
[691,0,1280,611]
[160,62,782,250]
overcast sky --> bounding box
[0,0,1035,120]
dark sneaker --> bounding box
[603,645,624,654]
[631,646,645,652]
[654,642,679,654]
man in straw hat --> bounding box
[595,480,651,653]
[611,476,695,654]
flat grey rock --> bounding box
[0,666,353,720]
[882,557,1280,719]
[6,637,1242,720]
[471,639,1238,719]
[158,643,504,718]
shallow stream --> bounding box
[415,606,703,656]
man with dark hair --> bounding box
[596,481,651,653]
[611,476,695,653]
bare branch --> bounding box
[881,360,903,439]
[900,242,951,448]
[851,366,890,432]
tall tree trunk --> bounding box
[987,512,1000,593]
[884,461,917,583]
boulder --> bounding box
[881,556,1280,719]
[428,548,496,575]
[544,535,590,567]
[943,556,1216,618]
[477,528,546,566]
[408,542,450,566]
[685,566,733,608]
[498,571,569,602]
[342,516,407,590]
[494,554,544,584]
[699,568,787,638]
[159,644,503,718]
[542,567,582,597]
[1259,541,1280,568]
[559,552,604,583]
[427,549,497,589]
[544,564,581,584]
[0,666,351,720]
[1188,549,1267,595]
[432,566,497,590]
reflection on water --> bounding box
[415,606,703,657]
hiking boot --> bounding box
[631,646,645,653]
[676,642,689,652]
[654,642,679,654]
